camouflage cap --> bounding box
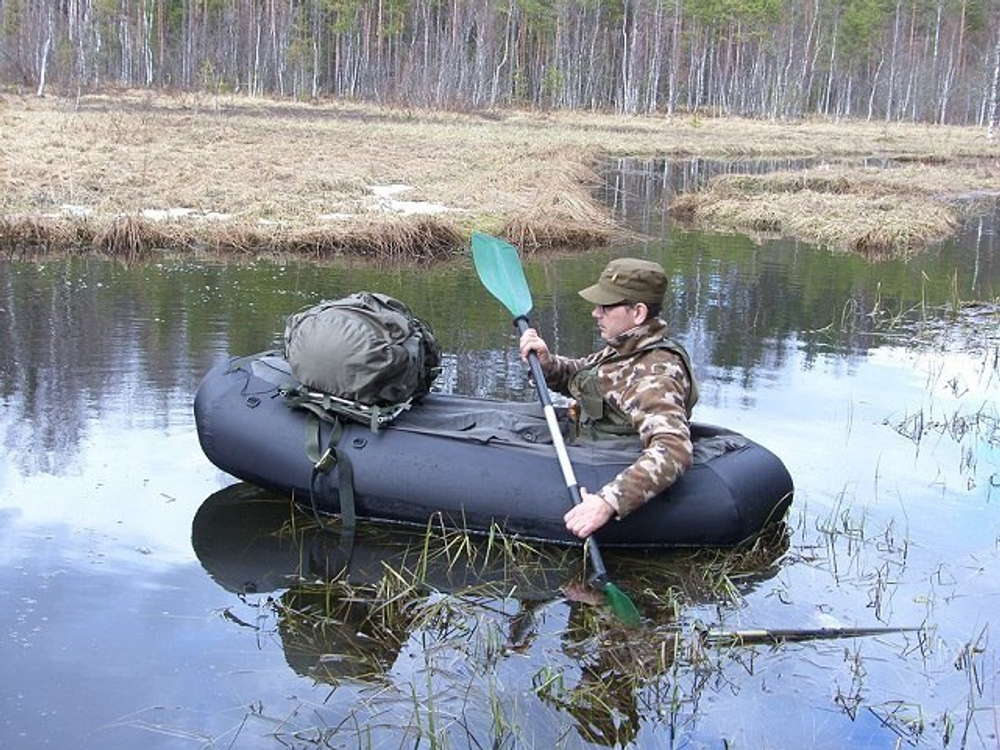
[578,258,667,306]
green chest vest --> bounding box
[567,338,699,438]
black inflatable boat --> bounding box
[194,353,793,548]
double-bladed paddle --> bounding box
[471,231,641,626]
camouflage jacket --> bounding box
[542,318,696,518]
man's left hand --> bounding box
[564,489,615,538]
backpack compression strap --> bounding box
[283,385,412,432]
[303,411,357,534]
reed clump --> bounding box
[669,163,981,259]
[499,156,618,252]
[3,213,467,264]
[92,214,183,262]
[1,216,84,255]
[290,218,464,262]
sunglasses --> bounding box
[595,301,636,314]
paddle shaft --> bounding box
[515,316,609,583]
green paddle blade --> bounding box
[601,581,642,626]
[471,232,533,319]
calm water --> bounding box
[2,163,999,749]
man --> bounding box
[519,258,699,539]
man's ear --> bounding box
[632,302,650,325]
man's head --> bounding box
[579,258,667,341]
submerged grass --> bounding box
[203,499,986,750]
[3,90,999,261]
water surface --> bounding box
[2,168,999,748]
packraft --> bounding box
[194,351,795,548]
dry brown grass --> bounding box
[668,161,996,258]
[2,89,999,261]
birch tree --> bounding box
[988,12,1000,139]
[3,0,1000,126]
[36,3,53,96]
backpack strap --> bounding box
[282,384,412,566]
[282,385,412,432]
[302,410,357,572]
[302,410,357,533]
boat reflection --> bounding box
[192,482,580,683]
[191,482,581,596]
[192,482,790,744]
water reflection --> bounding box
[192,483,575,683]
[599,156,1000,265]
[190,483,791,745]
[0,260,228,474]
[3,202,997,476]
[597,156,821,228]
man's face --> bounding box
[592,302,644,342]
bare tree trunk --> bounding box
[797,0,819,117]
[938,1,958,124]
[667,0,682,117]
[252,5,262,96]
[158,0,166,86]
[646,0,664,113]
[490,0,511,106]
[885,0,900,122]
[619,0,632,114]
[867,56,884,121]
[142,0,154,86]
[988,17,1000,140]
[842,74,853,121]
[822,13,838,117]
[36,6,53,97]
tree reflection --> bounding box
[4,175,995,476]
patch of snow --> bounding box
[388,200,451,216]
[141,208,232,222]
[142,208,196,221]
[369,184,454,217]
[370,184,414,199]
[60,204,93,218]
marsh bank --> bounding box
[3,91,1000,261]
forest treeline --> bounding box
[4,0,1000,128]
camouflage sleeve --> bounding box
[542,353,594,395]
[593,350,693,517]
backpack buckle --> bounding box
[314,447,337,473]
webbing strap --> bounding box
[283,385,411,432]
[304,413,357,534]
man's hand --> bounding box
[518,327,552,371]
[564,488,615,538]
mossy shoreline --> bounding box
[3,90,999,262]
